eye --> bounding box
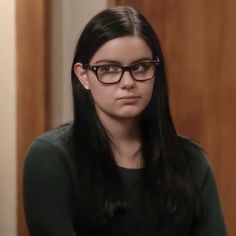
[131,62,151,72]
[98,65,120,74]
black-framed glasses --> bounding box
[83,58,160,85]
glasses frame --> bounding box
[83,58,160,85]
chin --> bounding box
[115,109,143,120]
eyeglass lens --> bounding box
[96,62,157,84]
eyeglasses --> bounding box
[83,58,160,85]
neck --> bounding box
[97,112,143,168]
[99,113,140,143]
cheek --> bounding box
[87,77,106,103]
[89,85,114,108]
[142,81,155,103]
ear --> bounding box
[74,63,90,90]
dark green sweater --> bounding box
[23,124,227,235]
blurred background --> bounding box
[0,0,235,235]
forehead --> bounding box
[90,36,152,64]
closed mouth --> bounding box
[117,96,140,100]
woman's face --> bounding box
[75,35,155,122]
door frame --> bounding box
[16,0,51,235]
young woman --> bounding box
[23,6,227,236]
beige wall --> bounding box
[0,1,107,235]
[0,0,17,236]
[51,0,107,127]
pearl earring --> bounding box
[85,85,89,90]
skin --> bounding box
[74,36,155,168]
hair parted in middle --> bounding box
[69,6,203,231]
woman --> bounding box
[23,6,227,236]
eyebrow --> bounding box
[93,57,153,65]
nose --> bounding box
[120,70,135,89]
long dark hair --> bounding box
[70,6,202,231]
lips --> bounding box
[117,95,140,100]
[116,95,141,105]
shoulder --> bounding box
[178,135,208,166]
[23,124,78,235]
[178,136,212,189]
[177,136,227,234]
[24,123,74,180]
[35,123,73,148]
[26,123,73,157]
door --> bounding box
[110,0,236,235]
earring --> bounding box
[84,85,89,90]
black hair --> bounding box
[70,6,203,232]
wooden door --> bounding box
[110,0,236,235]
[16,0,51,235]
